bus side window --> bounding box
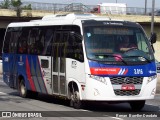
[137,33,148,52]
[18,39,27,54]
[18,28,29,54]
[36,29,44,55]
[3,28,21,54]
[66,34,84,62]
[9,31,20,53]
[42,29,53,56]
[52,32,60,72]
[28,28,44,55]
[3,31,11,53]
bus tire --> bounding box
[19,79,29,98]
[70,90,82,109]
[129,100,145,111]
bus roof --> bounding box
[7,13,138,28]
[7,13,111,27]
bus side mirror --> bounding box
[150,33,157,44]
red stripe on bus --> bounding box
[123,69,128,75]
[26,57,36,91]
[90,68,121,75]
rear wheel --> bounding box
[129,100,145,111]
[19,80,29,98]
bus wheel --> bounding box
[19,80,29,98]
[70,90,82,109]
[129,100,145,111]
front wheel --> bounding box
[129,100,145,111]
[70,90,82,109]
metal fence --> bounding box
[0,1,158,15]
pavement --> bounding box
[156,74,160,94]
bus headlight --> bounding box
[88,74,107,85]
[147,75,157,83]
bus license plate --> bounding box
[121,84,135,91]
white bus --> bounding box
[2,13,157,110]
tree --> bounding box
[11,0,22,17]
[22,4,32,10]
[0,0,11,9]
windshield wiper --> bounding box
[95,54,128,65]
[123,56,151,63]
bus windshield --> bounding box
[84,26,154,64]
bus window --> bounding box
[66,33,84,62]
[41,59,49,68]
[42,29,53,56]
[18,28,29,54]
[137,33,149,53]
[60,33,68,73]
[9,30,20,53]
[18,39,27,54]
[52,32,60,72]
[3,30,11,53]
[28,28,44,55]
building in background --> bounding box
[92,3,127,15]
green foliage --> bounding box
[11,0,22,7]
[0,0,11,9]
[22,4,32,10]
[0,0,32,17]
[10,0,22,17]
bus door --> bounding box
[52,31,68,95]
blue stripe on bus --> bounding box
[88,60,156,77]
[30,56,41,92]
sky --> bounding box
[21,0,160,8]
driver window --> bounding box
[137,33,149,52]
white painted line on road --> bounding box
[109,117,124,120]
[81,108,124,120]
[80,109,124,119]
[80,109,91,112]
[0,92,7,95]
[146,103,160,111]
[147,103,154,106]
[146,104,157,107]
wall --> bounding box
[142,24,160,61]
[0,20,11,28]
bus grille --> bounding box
[114,89,140,96]
[110,77,143,85]
[110,77,143,96]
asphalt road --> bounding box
[0,75,160,120]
